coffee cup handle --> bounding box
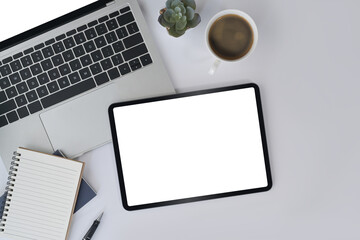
[209,59,221,75]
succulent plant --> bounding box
[158,0,201,37]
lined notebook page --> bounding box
[0,147,84,240]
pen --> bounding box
[82,212,103,240]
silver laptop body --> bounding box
[0,0,175,170]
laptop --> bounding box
[0,0,175,170]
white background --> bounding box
[113,88,268,206]
[1,0,360,239]
[0,0,95,42]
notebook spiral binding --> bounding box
[0,151,21,232]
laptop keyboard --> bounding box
[0,6,153,128]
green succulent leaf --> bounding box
[179,5,186,14]
[171,0,182,9]
[181,0,196,10]
[187,13,201,28]
[185,6,195,20]
[176,17,187,30]
[174,6,181,13]
[166,0,174,9]
[158,15,174,28]
[168,26,186,37]
[164,9,174,22]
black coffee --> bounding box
[208,14,254,60]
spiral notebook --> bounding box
[0,147,84,240]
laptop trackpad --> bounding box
[39,88,118,159]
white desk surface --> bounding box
[2,0,360,239]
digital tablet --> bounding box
[109,83,272,210]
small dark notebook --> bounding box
[0,150,96,216]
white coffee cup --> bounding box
[205,9,258,75]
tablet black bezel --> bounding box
[108,83,272,211]
[0,0,110,51]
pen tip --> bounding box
[97,212,104,221]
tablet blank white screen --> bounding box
[113,87,268,206]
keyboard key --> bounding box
[57,76,70,89]
[51,54,64,67]
[66,29,76,36]
[123,33,143,48]
[42,78,96,108]
[16,82,29,94]
[0,64,12,76]
[30,63,43,76]
[0,98,16,116]
[17,106,29,119]
[88,20,98,27]
[27,77,39,90]
[13,52,23,59]
[26,90,38,102]
[55,34,66,41]
[108,67,120,80]
[28,100,42,114]
[48,68,60,80]
[5,86,18,99]
[79,68,91,79]
[94,72,109,85]
[85,28,97,40]
[109,11,120,18]
[127,22,139,34]
[63,37,76,49]
[119,63,131,75]
[91,50,103,62]
[0,77,11,89]
[73,45,86,57]
[10,60,22,72]
[36,85,49,98]
[122,43,148,61]
[6,111,19,123]
[95,23,108,35]
[117,12,134,26]
[9,73,21,85]
[0,91,6,103]
[24,48,34,55]
[101,58,113,71]
[101,46,114,58]
[69,59,82,71]
[34,43,45,50]
[68,72,81,84]
[84,41,96,53]
[15,94,27,107]
[90,63,102,75]
[77,25,87,32]
[94,36,107,48]
[111,54,124,66]
[52,42,65,54]
[37,73,50,85]
[59,63,71,76]
[0,115,8,128]
[20,68,32,80]
[99,15,109,23]
[20,55,33,67]
[80,55,92,67]
[31,51,44,63]
[45,38,55,46]
[129,58,142,71]
[112,41,124,53]
[120,6,131,14]
[105,31,117,44]
[74,32,87,45]
[42,46,55,58]
[62,50,75,62]
[41,59,53,71]
[47,81,60,93]
[116,27,128,39]
[2,57,12,64]
[106,19,119,31]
